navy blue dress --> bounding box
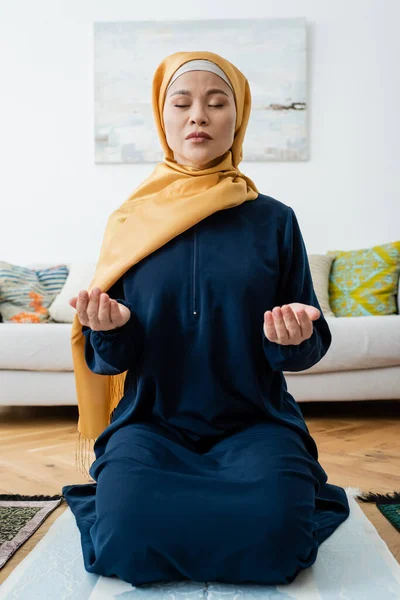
[62,194,349,586]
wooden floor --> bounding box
[0,400,399,585]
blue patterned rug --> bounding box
[0,488,399,599]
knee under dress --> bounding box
[62,193,350,586]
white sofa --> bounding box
[0,264,399,407]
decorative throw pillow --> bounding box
[307,254,335,317]
[327,241,400,316]
[48,262,97,323]
[0,262,69,323]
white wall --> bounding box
[1,0,399,265]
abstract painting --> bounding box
[94,18,308,163]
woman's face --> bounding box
[162,70,237,169]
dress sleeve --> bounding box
[81,277,143,375]
[262,207,332,372]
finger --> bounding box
[69,297,77,308]
[98,293,112,328]
[296,308,314,339]
[290,302,321,321]
[281,305,302,340]
[87,288,101,328]
[264,311,278,342]
[308,306,321,321]
[76,290,90,325]
[110,299,122,326]
[272,307,290,343]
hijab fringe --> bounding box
[74,371,128,475]
[75,433,95,479]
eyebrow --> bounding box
[169,88,230,98]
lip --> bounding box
[186,132,212,140]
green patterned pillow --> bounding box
[0,262,68,323]
[327,242,400,316]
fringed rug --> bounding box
[358,491,400,533]
[0,488,399,600]
[0,494,63,569]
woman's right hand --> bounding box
[69,287,131,331]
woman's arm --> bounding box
[82,277,143,375]
[262,207,332,372]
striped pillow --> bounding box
[0,262,68,323]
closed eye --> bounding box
[174,105,225,108]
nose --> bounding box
[190,116,208,126]
[189,104,209,126]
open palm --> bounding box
[70,287,131,331]
[263,302,320,345]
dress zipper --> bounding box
[193,228,197,316]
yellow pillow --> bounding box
[327,241,400,316]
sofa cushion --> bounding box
[0,314,399,373]
[0,323,74,371]
[287,314,400,375]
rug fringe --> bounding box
[356,490,400,504]
[0,494,63,501]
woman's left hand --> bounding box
[263,303,321,346]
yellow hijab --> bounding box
[71,50,259,474]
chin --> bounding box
[187,152,218,165]
[174,147,228,168]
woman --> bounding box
[62,50,350,587]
